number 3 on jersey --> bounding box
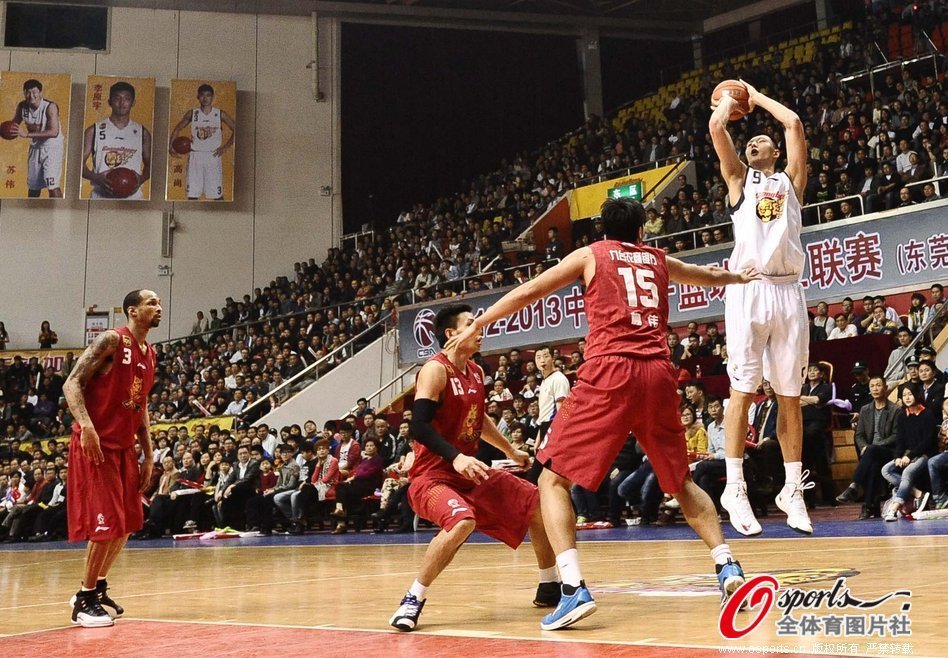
[121,347,132,365]
[618,267,658,309]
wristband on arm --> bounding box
[411,398,461,463]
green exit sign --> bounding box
[609,180,643,201]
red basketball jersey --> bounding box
[410,352,485,479]
[73,326,156,450]
[583,240,670,360]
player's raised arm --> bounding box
[63,330,120,464]
[743,81,807,199]
[667,256,758,288]
[411,360,489,483]
[446,248,590,351]
[709,95,747,196]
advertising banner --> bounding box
[398,203,948,364]
[80,75,155,200]
[0,71,71,198]
[166,79,237,201]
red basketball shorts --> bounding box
[538,355,689,494]
[409,468,539,549]
[68,432,144,542]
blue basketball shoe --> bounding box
[540,582,596,630]
[716,559,746,608]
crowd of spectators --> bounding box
[0,278,946,543]
[2,8,948,540]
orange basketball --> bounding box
[0,121,18,140]
[106,167,139,198]
[172,136,192,155]
[712,80,751,121]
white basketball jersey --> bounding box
[728,168,804,279]
[21,99,62,147]
[190,107,222,152]
[93,119,144,174]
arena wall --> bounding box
[0,8,342,347]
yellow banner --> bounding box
[568,163,683,220]
[80,75,156,200]
[166,79,237,202]
[0,348,80,371]
[0,72,72,199]
[150,416,235,435]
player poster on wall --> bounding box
[80,75,155,200]
[0,71,71,199]
[166,79,236,202]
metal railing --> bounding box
[644,221,735,251]
[905,174,948,199]
[804,194,865,222]
[238,311,395,421]
[883,302,948,384]
[641,172,948,253]
[349,363,421,417]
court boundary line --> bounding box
[1,538,940,614]
[120,617,892,657]
[2,530,946,556]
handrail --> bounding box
[349,362,421,417]
[804,193,865,221]
[644,220,735,251]
[238,311,394,420]
[883,302,948,383]
[159,253,559,350]
[640,174,948,254]
[905,174,948,196]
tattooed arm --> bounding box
[63,330,120,465]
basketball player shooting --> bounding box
[709,80,813,537]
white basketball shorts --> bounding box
[724,278,809,398]
[187,150,223,199]
[28,141,64,190]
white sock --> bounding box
[80,584,95,592]
[710,543,734,566]
[785,461,802,486]
[408,580,428,601]
[538,566,559,583]
[556,548,582,588]
[725,458,745,484]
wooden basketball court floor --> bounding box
[2,509,946,657]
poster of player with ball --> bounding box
[0,71,71,199]
[166,79,236,202]
[80,75,155,201]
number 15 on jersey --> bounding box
[618,266,659,309]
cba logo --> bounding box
[413,309,437,359]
